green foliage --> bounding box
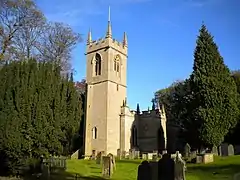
[0,59,83,174]
[189,24,239,146]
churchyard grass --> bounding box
[51,155,240,180]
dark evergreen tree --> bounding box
[136,103,140,114]
[189,24,239,147]
[0,59,83,174]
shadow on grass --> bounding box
[116,159,141,165]
[187,164,240,177]
[18,168,106,180]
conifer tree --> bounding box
[189,24,239,146]
[0,59,83,173]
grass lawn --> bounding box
[51,155,240,180]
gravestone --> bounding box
[137,161,152,180]
[135,150,140,159]
[90,150,96,160]
[142,153,147,160]
[122,150,126,159]
[148,153,153,160]
[220,143,229,156]
[96,152,102,164]
[196,154,203,164]
[212,145,218,155]
[152,154,158,161]
[129,149,134,159]
[117,149,121,159]
[102,156,113,178]
[174,151,186,180]
[42,164,50,180]
[234,145,240,155]
[190,150,197,160]
[228,144,234,156]
[162,150,167,155]
[158,154,174,180]
[107,153,116,171]
[149,161,158,180]
[218,146,222,156]
[183,143,191,158]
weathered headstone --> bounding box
[135,150,140,159]
[102,156,112,179]
[220,143,228,156]
[107,153,116,171]
[96,152,102,164]
[42,164,50,180]
[149,161,158,180]
[203,153,214,164]
[183,143,191,158]
[228,144,234,156]
[196,154,203,164]
[218,146,222,156]
[152,154,158,161]
[158,154,174,180]
[90,150,96,160]
[142,153,147,160]
[148,153,153,160]
[137,161,152,180]
[212,145,218,155]
[190,150,197,160]
[162,150,167,155]
[117,149,121,159]
[129,149,134,159]
[196,153,214,164]
[234,145,240,155]
[174,151,186,180]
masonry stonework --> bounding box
[84,16,168,157]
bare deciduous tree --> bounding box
[0,0,43,61]
[36,22,82,72]
[0,0,82,72]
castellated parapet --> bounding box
[86,37,128,57]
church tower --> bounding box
[84,8,128,156]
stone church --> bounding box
[83,15,170,157]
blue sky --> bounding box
[36,0,239,110]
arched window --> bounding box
[132,126,137,147]
[95,53,101,76]
[114,55,120,73]
[92,127,97,139]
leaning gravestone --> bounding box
[102,156,113,179]
[137,161,152,180]
[228,144,234,156]
[158,154,175,180]
[174,151,186,180]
